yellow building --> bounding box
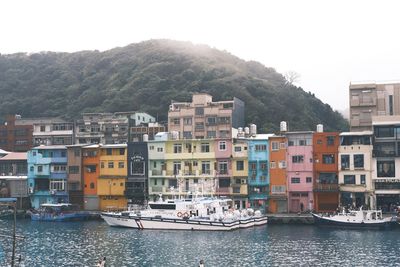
[148,136,217,200]
[98,144,128,210]
[231,139,249,209]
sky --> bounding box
[1,0,400,114]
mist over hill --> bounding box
[0,39,348,132]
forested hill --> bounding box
[0,39,348,132]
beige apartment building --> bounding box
[349,81,400,131]
[168,93,244,139]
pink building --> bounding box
[214,139,233,196]
[286,132,314,212]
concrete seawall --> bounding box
[266,213,315,224]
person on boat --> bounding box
[198,259,204,267]
[101,256,106,267]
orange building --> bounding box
[82,145,100,210]
[313,130,339,212]
[268,136,288,213]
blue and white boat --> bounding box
[312,208,397,229]
[29,203,92,222]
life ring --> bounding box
[183,212,189,218]
[177,212,183,217]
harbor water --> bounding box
[0,219,400,266]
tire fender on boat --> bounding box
[177,212,183,217]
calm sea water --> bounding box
[0,219,400,266]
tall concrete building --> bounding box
[168,93,245,139]
[349,81,400,131]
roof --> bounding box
[0,149,10,154]
[247,134,275,140]
[340,131,373,136]
[101,144,127,148]
[350,80,400,86]
[0,152,27,161]
[32,145,67,150]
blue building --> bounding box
[247,134,272,212]
[28,145,68,208]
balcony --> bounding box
[149,169,165,177]
[50,172,67,179]
[216,187,230,194]
[314,183,339,192]
[248,192,268,200]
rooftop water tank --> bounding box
[143,134,149,142]
[244,127,250,136]
[280,121,287,132]
[250,124,257,137]
[317,124,324,133]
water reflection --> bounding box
[0,220,399,266]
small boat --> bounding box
[28,203,92,222]
[101,195,268,231]
[312,207,397,229]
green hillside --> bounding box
[0,39,348,132]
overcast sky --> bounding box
[1,0,399,113]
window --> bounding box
[183,118,192,125]
[299,140,306,146]
[74,149,80,157]
[118,162,124,168]
[108,162,114,168]
[149,146,154,150]
[195,122,204,131]
[271,142,279,151]
[291,177,300,184]
[306,177,312,183]
[250,162,257,170]
[288,141,294,146]
[195,107,204,116]
[234,146,242,152]
[375,126,394,138]
[292,155,304,163]
[40,125,46,132]
[131,161,145,175]
[119,148,125,155]
[101,162,105,168]
[201,161,210,175]
[53,165,66,172]
[157,147,163,152]
[236,161,244,171]
[171,118,180,125]
[271,185,286,194]
[219,178,230,188]
[280,143,286,149]
[218,161,228,174]
[86,165,96,173]
[270,161,276,169]
[327,136,335,146]
[318,173,337,184]
[389,95,394,115]
[61,151,66,157]
[201,143,210,153]
[49,180,66,191]
[322,154,335,164]
[354,154,364,168]
[219,130,229,138]
[260,162,267,170]
[206,117,217,125]
[173,162,181,175]
[279,161,287,169]
[193,178,198,184]
[344,175,356,184]
[183,131,192,139]
[377,161,395,177]
[219,141,226,151]
[106,148,112,155]
[90,182,95,189]
[154,179,158,186]
[218,117,230,124]
[341,155,350,170]
[260,175,266,181]
[38,165,43,172]
[173,144,182,153]
[360,175,366,185]
[207,131,216,138]
[255,145,267,151]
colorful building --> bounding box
[313,130,339,212]
[338,131,374,209]
[247,135,271,212]
[268,136,288,213]
[0,115,33,152]
[215,138,233,198]
[231,139,249,209]
[82,144,100,210]
[66,145,85,208]
[98,144,128,210]
[371,116,400,211]
[127,141,149,204]
[28,145,68,209]
[286,132,314,213]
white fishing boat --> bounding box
[312,207,397,229]
[101,195,268,231]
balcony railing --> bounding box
[314,183,339,192]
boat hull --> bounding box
[101,213,268,231]
[312,213,396,229]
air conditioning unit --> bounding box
[241,179,246,184]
